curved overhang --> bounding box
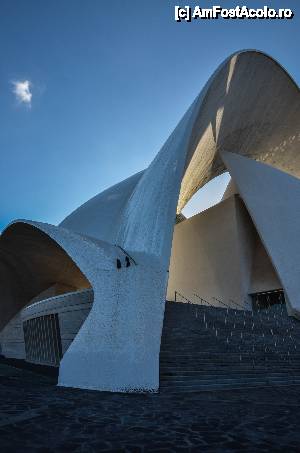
[1,49,299,393]
[116,50,299,265]
[41,50,299,260]
[178,50,300,212]
[0,220,126,330]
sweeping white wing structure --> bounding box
[0,50,299,392]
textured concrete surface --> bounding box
[58,261,166,393]
[178,51,300,211]
[1,362,300,452]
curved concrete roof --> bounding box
[178,50,300,212]
[1,49,299,393]
[56,50,299,246]
[2,49,299,321]
[0,220,127,329]
[60,170,144,242]
[116,50,299,265]
[11,50,296,256]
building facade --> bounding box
[0,50,299,392]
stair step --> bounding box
[160,301,300,393]
[160,382,300,393]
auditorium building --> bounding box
[0,50,299,393]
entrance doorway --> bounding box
[250,289,285,311]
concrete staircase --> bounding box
[159,301,300,393]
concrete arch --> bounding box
[97,49,299,392]
[1,50,299,393]
[179,50,300,211]
[0,220,127,330]
[0,220,134,386]
[0,222,89,331]
[59,50,300,392]
[117,50,300,268]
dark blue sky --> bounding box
[0,0,299,231]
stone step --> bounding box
[159,377,300,386]
[160,353,300,356]
[160,369,300,376]
[161,371,300,383]
[160,381,300,393]
[160,362,300,367]
[160,363,300,368]
[159,301,300,393]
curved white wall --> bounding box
[60,171,143,243]
[0,50,299,393]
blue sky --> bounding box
[0,0,299,230]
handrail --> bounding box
[174,290,194,305]
[175,290,216,310]
[175,290,246,312]
[193,293,218,309]
[194,293,242,312]
[209,296,233,312]
[173,289,298,369]
[216,296,250,312]
[229,298,252,311]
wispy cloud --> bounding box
[12,80,32,106]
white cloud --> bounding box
[12,80,32,106]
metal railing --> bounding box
[172,289,299,369]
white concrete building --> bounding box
[0,50,299,393]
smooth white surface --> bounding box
[221,151,300,315]
[60,171,143,243]
[167,196,250,306]
[167,194,280,307]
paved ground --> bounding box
[1,362,300,452]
